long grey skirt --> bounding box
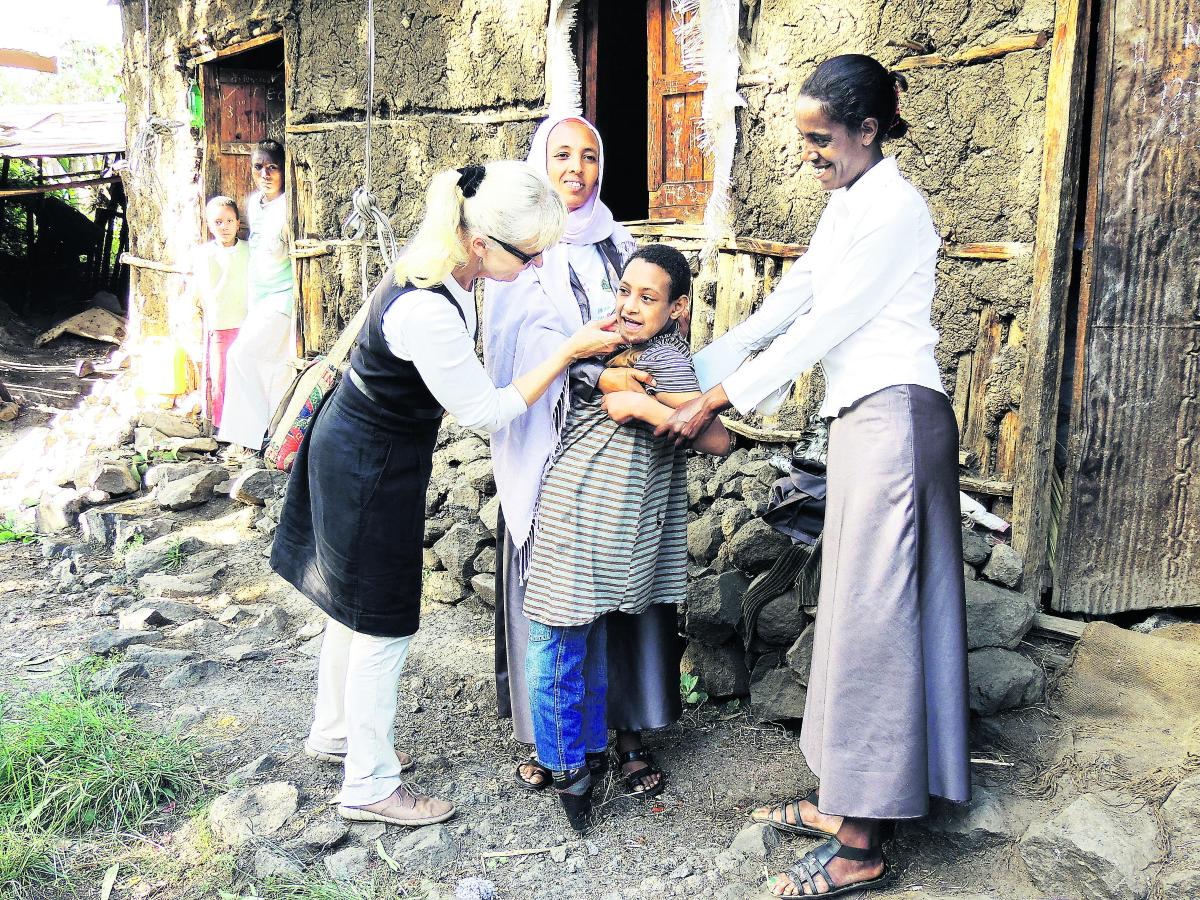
[494,515,683,744]
[800,384,971,819]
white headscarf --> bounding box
[483,110,636,569]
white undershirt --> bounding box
[381,275,527,433]
[567,243,616,320]
[715,157,945,418]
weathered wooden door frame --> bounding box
[1009,0,1097,601]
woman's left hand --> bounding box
[565,315,623,360]
[602,391,646,424]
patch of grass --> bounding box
[222,873,373,900]
[165,538,187,572]
[0,669,202,835]
[0,512,36,545]
[0,829,60,899]
[680,671,709,707]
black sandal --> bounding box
[766,836,891,897]
[552,765,595,834]
[751,789,836,838]
[514,755,552,792]
[614,748,666,799]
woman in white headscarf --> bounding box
[484,112,681,799]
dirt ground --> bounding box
[0,309,1131,900]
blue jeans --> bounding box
[526,617,608,772]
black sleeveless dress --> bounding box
[271,272,465,638]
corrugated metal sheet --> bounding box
[0,102,125,159]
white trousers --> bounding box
[307,618,412,806]
[216,307,293,450]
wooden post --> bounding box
[1010,0,1095,595]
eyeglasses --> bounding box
[252,162,281,175]
[488,235,539,265]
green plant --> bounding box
[0,513,36,545]
[680,672,709,707]
[0,668,202,835]
[0,828,59,899]
[165,539,186,572]
[112,532,144,565]
[220,872,372,900]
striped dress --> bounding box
[523,330,699,627]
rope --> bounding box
[125,0,184,195]
[341,0,399,300]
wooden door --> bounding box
[647,0,711,222]
[201,65,284,210]
[1054,0,1200,613]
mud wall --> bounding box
[119,0,550,342]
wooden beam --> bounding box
[0,49,57,74]
[0,176,120,198]
[119,253,188,275]
[960,476,1015,497]
[187,32,282,67]
[719,416,806,443]
[1032,612,1087,641]
[285,107,547,134]
[944,241,1034,260]
[1010,0,1094,598]
[895,31,1051,71]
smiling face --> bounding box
[206,205,240,247]
[794,95,881,191]
[615,258,688,344]
[544,119,600,212]
[251,149,284,200]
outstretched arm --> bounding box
[603,390,731,456]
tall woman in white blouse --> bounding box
[658,55,969,897]
[271,161,621,829]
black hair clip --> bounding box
[456,165,486,198]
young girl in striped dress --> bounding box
[521,244,732,832]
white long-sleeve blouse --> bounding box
[707,156,945,419]
[381,275,527,433]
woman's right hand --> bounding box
[565,315,623,360]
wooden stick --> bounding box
[286,107,547,135]
[960,475,1015,497]
[0,176,120,199]
[719,417,807,443]
[945,241,1034,260]
[187,32,282,66]
[894,31,1050,70]
[119,253,188,275]
[1033,612,1087,640]
[481,845,562,860]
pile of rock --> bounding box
[421,420,1047,726]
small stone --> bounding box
[252,605,289,636]
[478,495,500,537]
[89,629,164,655]
[433,523,490,580]
[253,848,302,878]
[122,600,201,629]
[470,573,496,606]
[156,468,225,511]
[446,482,481,511]
[755,590,805,645]
[349,822,386,842]
[784,623,816,684]
[124,646,197,669]
[224,644,270,662]
[218,605,252,625]
[119,607,167,630]
[750,666,807,723]
[473,545,496,575]
[685,570,748,644]
[967,648,1045,715]
[1018,793,1159,900]
[144,461,210,489]
[138,572,212,598]
[230,469,278,506]
[390,823,459,873]
[425,572,468,605]
[138,410,202,439]
[423,547,443,570]
[720,505,753,540]
[1162,772,1200,836]
[981,542,1023,588]
[729,822,780,859]
[80,461,140,496]
[681,640,750,698]
[208,782,299,847]
[669,862,693,879]
[922,783,1039,843]
[227,754,279,785]
[89,661,147,693]
[727,519,791,574]
[295,620,325,641]
[289,818,349,851]
[460,458,495,492]
[37,487,83,533]
[961,528,991,566]
[549,844,569,864]
[162,659,221,689]
[687,508,724,561]
[173,619,226,642]
[965,580,1037,650]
